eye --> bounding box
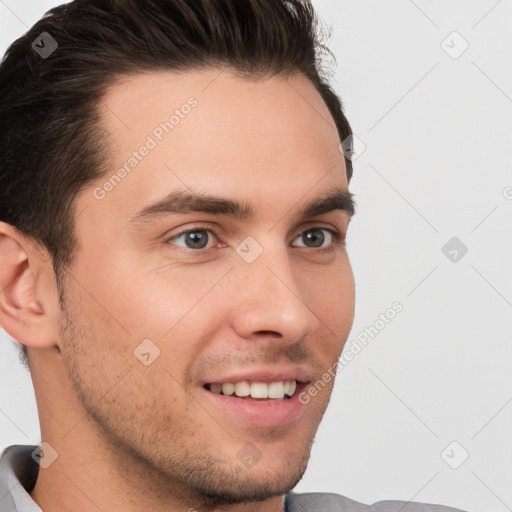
[167,229,217,250]
[292,227,340,249]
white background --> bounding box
[1,2,511,511]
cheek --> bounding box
[58,287,134,413]
[304,254,355,324]
[303,258,355,364]
[89,264,229,383]
[85,260,226,337]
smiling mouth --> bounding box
[203,380,304,401]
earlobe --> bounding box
[0,222,58,350]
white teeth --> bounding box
[268,381,284,399]
[250,382,268,398]
[209,380,297,399]
[234,381,250,397]
[222,383,235,396]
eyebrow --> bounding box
[130,187,356,224]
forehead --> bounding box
[85,69,348,224]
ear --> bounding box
[0,222,59,351]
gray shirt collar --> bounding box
[0,445,41,512]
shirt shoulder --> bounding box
[285,491,369,511]
[285,491,469,512]
[0,444,41,512]
[368,501,468,512]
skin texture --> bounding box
[0,69,355,512]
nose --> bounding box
[227,247,321,344]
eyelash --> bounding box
[165,224,345,254]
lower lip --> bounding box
[202,383,308,429]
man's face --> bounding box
[57,69,355,506]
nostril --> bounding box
[254,330,282,337]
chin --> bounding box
[179,442,312,508]
[196,460,308,507]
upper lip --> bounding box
[202,366,313,385]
